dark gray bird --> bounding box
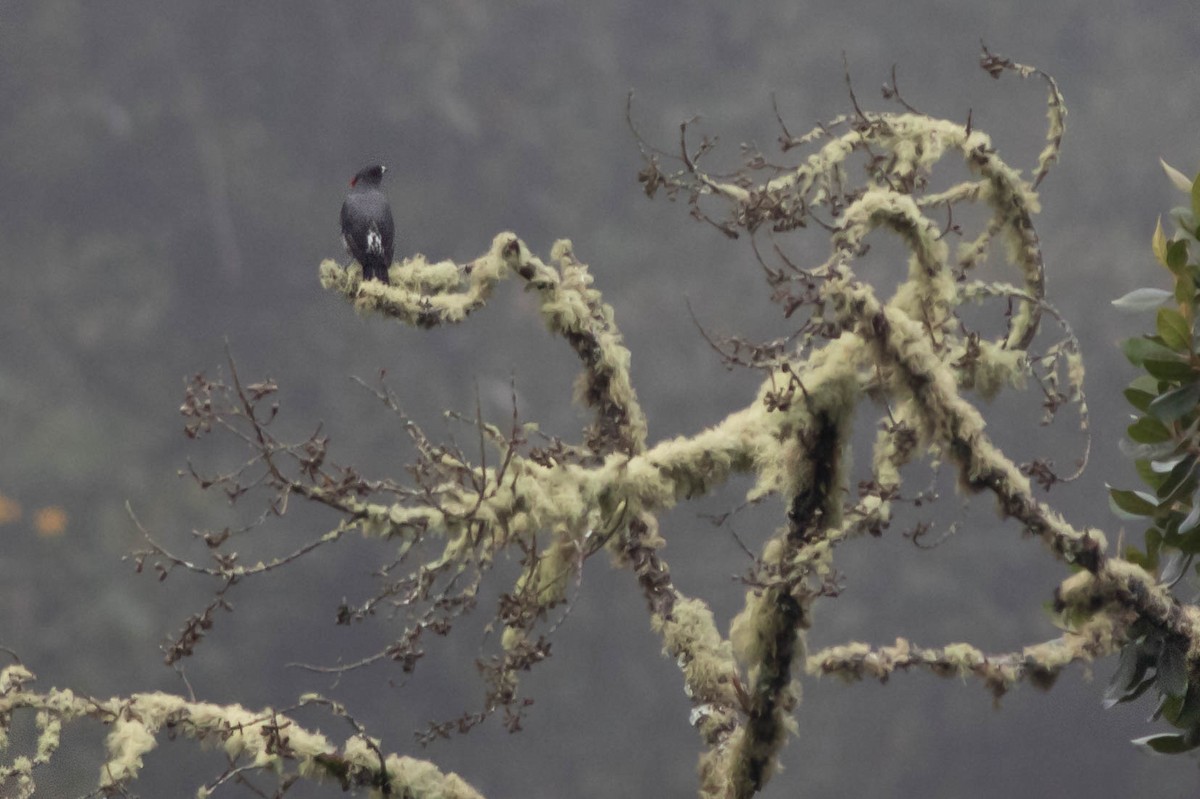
[341,164,395,284]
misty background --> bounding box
[2,1,1199,796]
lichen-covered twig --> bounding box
[807,617,1122,698]
[830,268,1106,569]
[0,664,483,799]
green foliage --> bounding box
[1108,164,1200,751]
[1106,622,1200,755]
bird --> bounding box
[341,164,395,284]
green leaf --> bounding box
[1125,545,1155,570]
[1131,374,1163,393]
[1153,215,1169,265]
[1157,308,1193,352]
[1162,159,1194,193]
[1166,479,1200,510]
[1148,381,1200,424]
[1153,691,1181,722]
[1104,674,1158,710]
[1176,274,1196,307]
[1132,732,1200,754]
[1113,287,1172,312]
[1180,502,1200,535]
[1172,525,1200,554]
[1119,435,1178,461]
[1156,457,1198,500]
[1147,527,1164,563]
[1124,387,1155,412]
[1126,531,1164,574]
[1151,454,1190,473]
[1176,684,1200,728]
[1145,358,1197,382]
[1108,486,1160,518]
[1168,239,1190,273]
[1191,172,1200,227]
[1171,206,1197,237]
[1105,644,1150,708]
[1137,458,1165,490]
[1123,336,1186,366]
[1127,416,1172,444]
[1159,552,1192,585]
[1159,640,1190,698]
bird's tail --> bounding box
[367,262,390,285]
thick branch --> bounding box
[718,410,846,799]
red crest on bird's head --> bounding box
[350,164,387,187]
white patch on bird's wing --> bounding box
[366,225,384,256]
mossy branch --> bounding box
[0,664,482,799]
[807,617,1121,698]
[321,233,647,456]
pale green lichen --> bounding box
[0,676,483,798]
[653,598,740,710]
[807,615,1122,698]
[318,232,515,327]
[100,716,158,786]
[729,590,769,677]
[512,531,579,610]
[379,754,483,799]
[33,712,59,763]
[0,664,33,695]
[959,339,1028,399]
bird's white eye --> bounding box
[380,166,387,174]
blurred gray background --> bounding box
[2,1,1199,796]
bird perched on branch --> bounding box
[341,164,395,284]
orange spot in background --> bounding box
[34,506,67,537]
[0,494,20,525]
